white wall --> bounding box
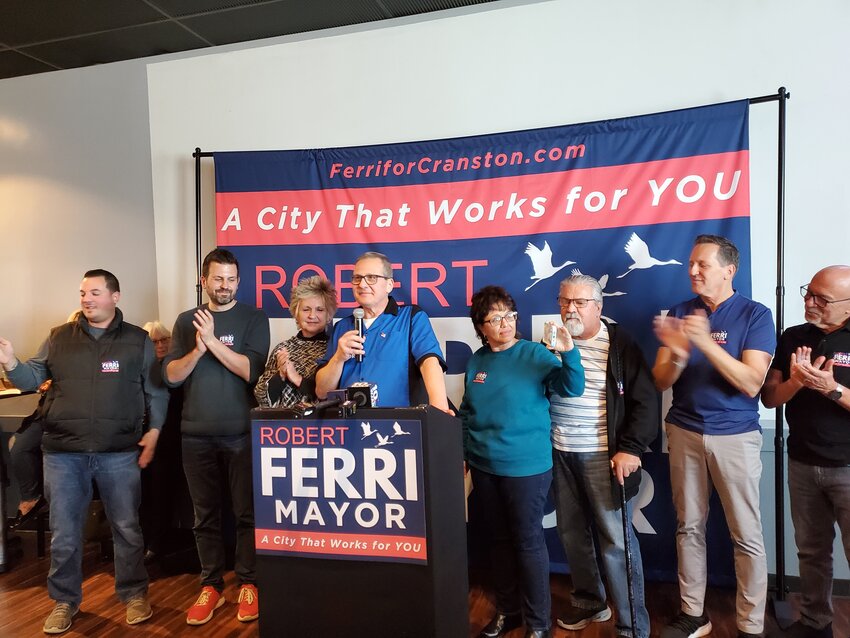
[0,61,157,356]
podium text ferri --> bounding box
[251,405,469,637]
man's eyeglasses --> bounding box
[351,273,391,285]
[483,311,518,327]
[800,285,850,309]
[557,297,597,308]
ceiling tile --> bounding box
[0,0,164,46]
[147,0,274,18]
[21,22,209,69]
[181,1,387,45]
[0,49,57,78]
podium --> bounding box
[251,405,468,638]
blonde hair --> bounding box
[290,276,338,325]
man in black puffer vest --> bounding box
[0,269,167,635]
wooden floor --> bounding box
[1,531,848,637]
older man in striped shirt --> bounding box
[549,274,659,638]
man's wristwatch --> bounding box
[827,384,844,402]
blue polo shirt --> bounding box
[665,292,775,435]
[318,297,446,407]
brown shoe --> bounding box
[43,603,79,634]
[126,595,152,625]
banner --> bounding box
[216,100,751,582]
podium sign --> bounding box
[253,417,427,564]
[252,406,468,638]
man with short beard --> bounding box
[164,248,270,626]
[549,274,658,638]
[762,265,850,638]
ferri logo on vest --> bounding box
[710,330,728,345]
[101,360,120,373]
[833,352,850,367]
[219,334,235,347]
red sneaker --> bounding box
[186,586,225,625]
[237,584,258,622]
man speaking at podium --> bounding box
[315,251,450,411]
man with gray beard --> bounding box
[549,274,659,638]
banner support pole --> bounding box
[193,148,214,306]
[749,86,792,624]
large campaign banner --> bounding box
[215,100,752,582]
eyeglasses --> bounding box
[800,285,850,309]
[557,297,597,308]
[351,273,391,285]
[151,337,170,345]
[483,311,518,327]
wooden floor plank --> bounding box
[1,532,845,637]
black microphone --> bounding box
[353,307,365,363]
[294,389,348,417]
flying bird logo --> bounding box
[391,422,411,437]
[360,422,376,439]
[524,241,575,291]
[617,232,681,279]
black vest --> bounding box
[42,311,148,453]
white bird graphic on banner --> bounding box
[360,422,376,439]
[570,268,626,298]
[616,232,681,279]
[391,422,411,437]
[524,241,575,291]
[375,433,393,447]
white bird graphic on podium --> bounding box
[391,422,411,437]
[570,268,626,297]
[376,433,393,447]
[360,422,376,439]
[616,232,681,279]
[524,241,575,291]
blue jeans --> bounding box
[552,450,649,638]
[182,434,255,590]
[788,458,850,630]
[43,451,147,607]
[471,468,552,631]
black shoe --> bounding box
[775,621,833,638]
[661,612,712,638]
[480,612,523,638]
[8,496,47,531]
[525,630,551,638]
[556,604,612,630]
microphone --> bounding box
[353,308,365,363]
[293,389,350,417]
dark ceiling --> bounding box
[0,0,496,81]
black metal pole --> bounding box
[749,86,791,623]
[773,86,790,602]
[193,148,203,306]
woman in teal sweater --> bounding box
[460,286,585,638]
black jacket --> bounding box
[601,319,660,500]
[42,311,151,453]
